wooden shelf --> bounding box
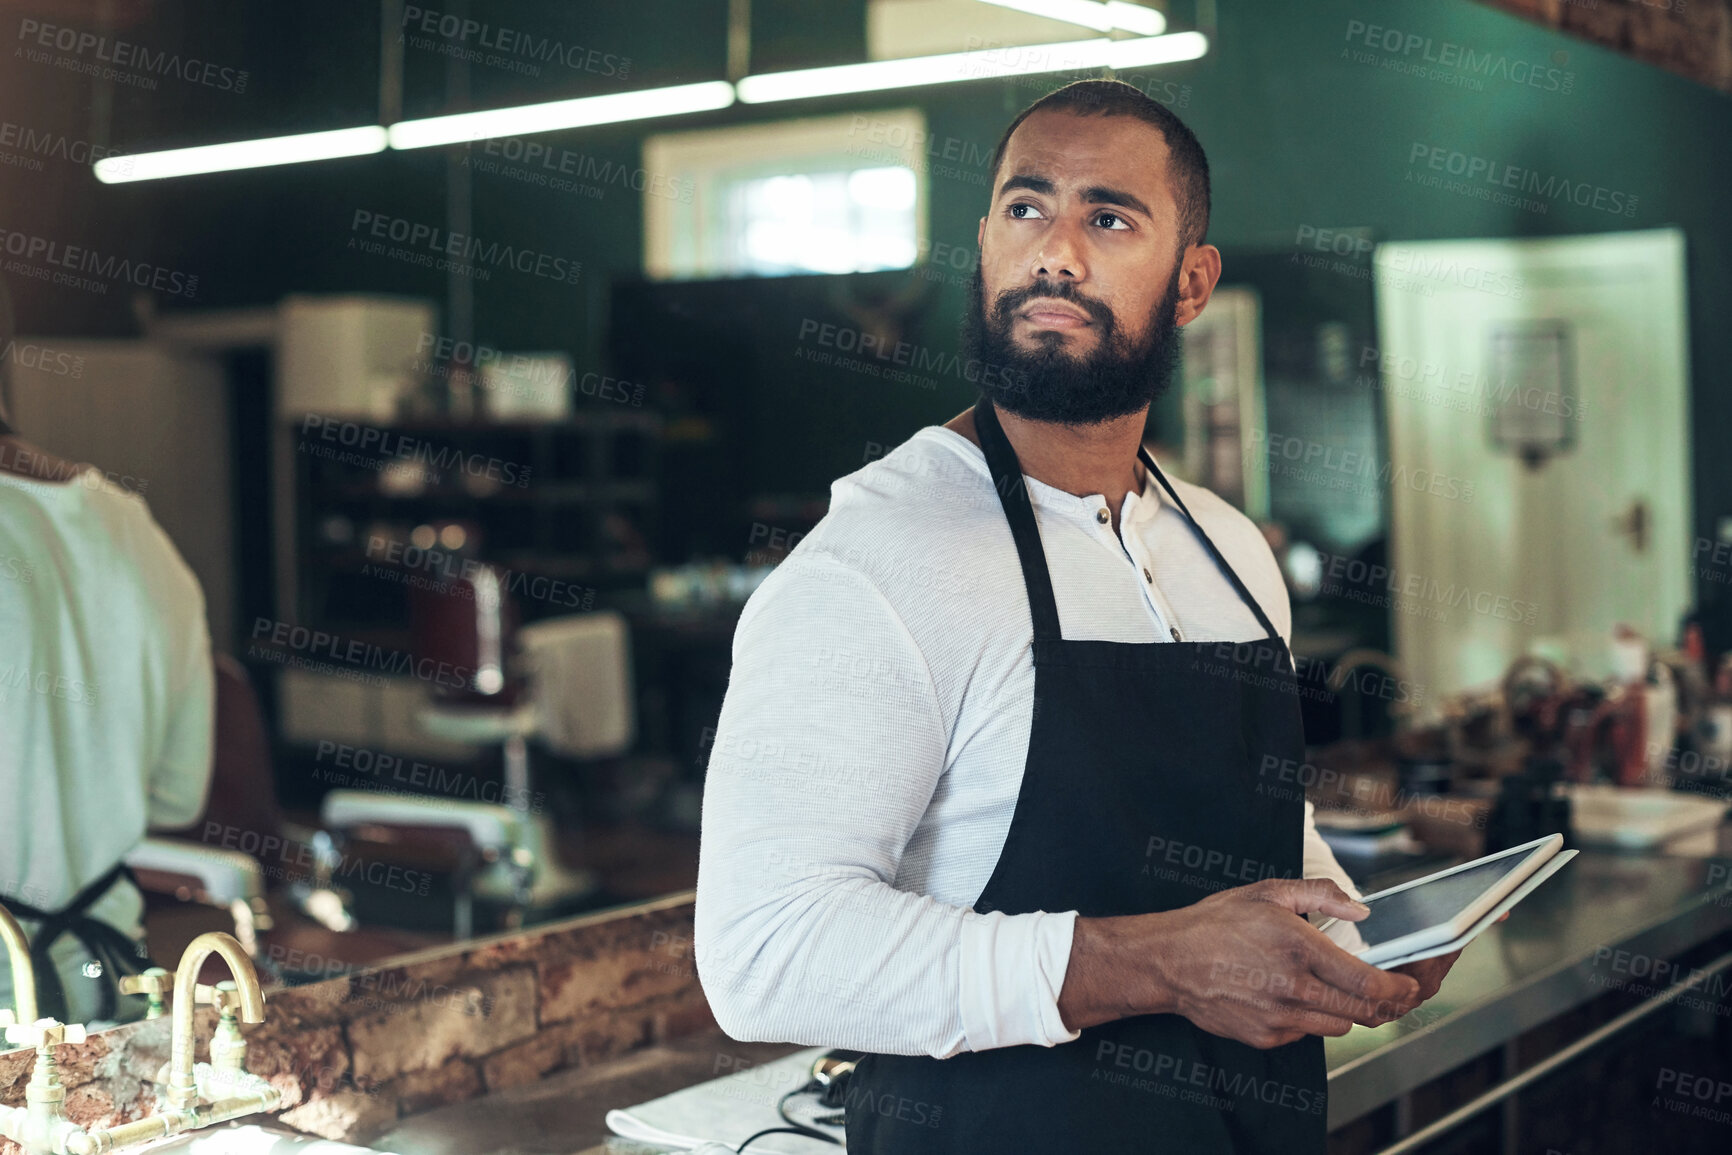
[290,408,664,634]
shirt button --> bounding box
[1170,626,1183,642]
[1142,567,1152,583]
[1095,507,1109,524]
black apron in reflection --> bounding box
[846,398,1325,1154]
[6,862,154,1024]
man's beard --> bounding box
[962,258,1184,426]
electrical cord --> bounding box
[730,1082,844,1152]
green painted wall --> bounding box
[9,0,1725,593]
[582,0,1732,583]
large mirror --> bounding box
[1,0,1725,1058]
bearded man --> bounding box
[695,79,1455,1154]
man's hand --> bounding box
[1058,878,1421,1049]
[1389,949,1459,1001]
[1389,909,1507,1000]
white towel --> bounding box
[517,611,634,758]
[605,1047,843,1153]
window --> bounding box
[643,110,929,280]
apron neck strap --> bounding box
[971,395,1281,643]
[973,395,1062,640]
[1138,450,1283,642]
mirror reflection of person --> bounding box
[697,82,1465,1154]
[0,282,214,1027]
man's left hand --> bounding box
[1390,910,1508,1006]
[1389,948,1461,1002]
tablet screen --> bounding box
[1349,853,1532,948]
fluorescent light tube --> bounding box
[88,19,1197,182]
[1105,2,1166,35]
[387,81,736,151]
[976,0,1166,35]
[737,31,1206,103]
[93,125,387,184]
[980,0,1114,31]
[1105,28,1206,67]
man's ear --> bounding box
[977,216,986,251]
[1174,243,1223,328]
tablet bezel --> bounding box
[1370,849,1577,969]
[1315,833,1563,964]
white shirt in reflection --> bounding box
[0,463,213,1025]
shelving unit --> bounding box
[287,409,663,647]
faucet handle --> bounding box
[119,967,175,998]
[195,979,242,1015]
[4,1018,86,1051]
[121,966,176,1020]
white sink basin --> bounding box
[133,1123,399,1154]
[1565,784,1728,851]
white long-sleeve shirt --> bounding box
[695,426,1360,1059]
[0,462,213,1024]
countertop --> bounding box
[1323,837,1732,1127]
[372,1036,803,1155]
[370,841,1732,1153]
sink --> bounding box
[132,1123,400,1154]
[1564,784,1729,851]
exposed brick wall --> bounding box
[0,892,710,1149]
[1473,0,1732,91]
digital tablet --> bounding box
[1315,834,1569,966]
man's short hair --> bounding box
[987,78,1212,251]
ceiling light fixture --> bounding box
[386,80,737,151]
[736,30,1206,103]
[93,125,387,184]
[976,0,1166,36]
[91,26,1205,180]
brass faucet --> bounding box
[0,901,38,1029]
[0,932,281,1153]
[0,1018,87,1154]
[164,933,265,1110]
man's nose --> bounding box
[1031,217,1087,281]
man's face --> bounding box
[965,108,1199,425]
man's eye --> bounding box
[1095,212,1130,230]
[1008,203,1045,220]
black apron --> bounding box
[846,397,1325,1154]
[6,863,155,1024]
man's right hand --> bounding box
[1058,878,1421,1048]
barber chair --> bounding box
[384,560,605,922]
[126,656,450,983]
[132,557,633,965]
